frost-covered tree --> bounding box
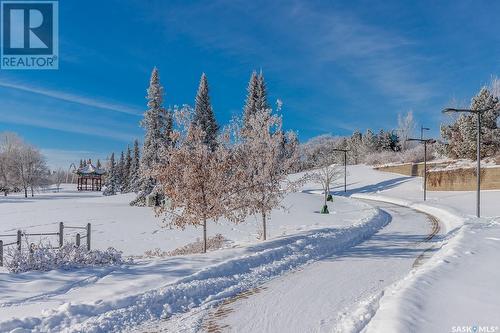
[103,153,117,196]
[96,159,102,169]
[299,135,344,170]
[52,168,65,192]
[243,71,269,131]
[255,71,269,114]
[362,129,379,154]
[153,108,246,253]
[0,132,22,195]
[116,151,125,192]
[121,146,132,192]
[397,111,415,151]
[0,133,49,197]
[132,67,173,205]
[378,130,400,152]
[346,130,363,164]
[243,71,259,128]
[240,102,300,240]
[128,139,141,193]
[9,144,48,198]
[193,73,219,151]
[309,155,343,213]
[441,86,500,159]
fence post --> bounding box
[59,222,64,248]
[86,223,91,251]
[0,240,3,267]
[76,233,80,247]
[17,230,22,251]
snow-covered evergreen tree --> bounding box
[193,73,219,151]
[255,71,269,114]
[96,159,102,169]
[397,111,415,151]
[347,130,363,164]
[132,68,173,205]
[441,86,500,159]
[122,146,132,192]
[128,139,141,193]
[103,153,117,196]
[362,129,379,153]
[243,71,259,128]
[116,151,125,192]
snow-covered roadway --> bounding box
[197,200,444,333]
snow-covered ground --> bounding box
[0,183,373,256]
[1,165,499,332]
[0,179,385,332]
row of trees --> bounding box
[0,132,51,197]
[109,69,299,251]
[103,140,141,196]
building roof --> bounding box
[76,160,106,176]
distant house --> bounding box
[75,159,106,191]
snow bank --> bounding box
[0,207,389,333]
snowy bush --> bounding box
[5,241,128,273]
[363,144,435,166]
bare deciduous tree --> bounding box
[53,168,66,192]
[239,105,300,240]
[153,108,247,253]
[309,156,343,213]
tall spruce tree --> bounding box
[243,71,259,128]
[129,139,141,193]
[193,73,219,151]
[255,71,269,113]
[441,87,500,159]
[122,146,132,192]
[117,151,125,191]
[103,153,117,196]
[132,68,173,205]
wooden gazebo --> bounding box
[76,160,106,191]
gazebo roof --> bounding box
[76,160,106,176]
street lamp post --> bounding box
[332,148,349,192]
[442,107,494,218]
[406,138,436,201]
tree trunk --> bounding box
[24,187,27,198]
[324,187,328,206]
[30,187,34,197]
[262,210,267,241]
[203,218,207,253]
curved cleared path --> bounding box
[200,200,443,333]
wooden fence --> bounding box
[0,222,91,267]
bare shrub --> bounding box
[143,234,227,258]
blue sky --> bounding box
[0,0,499,168]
